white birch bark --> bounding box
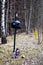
[1,0,6,37]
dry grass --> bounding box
[0,33,43,65]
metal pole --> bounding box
[13,12,18,52]
[13,29,16,52]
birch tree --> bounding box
[0,0,2,37]
[1,0,7,43]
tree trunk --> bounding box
[41,21,43,43]
[6,0,9,36]
[24,0,30,34]
[1,0,7,44]
[28,0,33,33]
[38,29,40,44]
[24,0,28,34]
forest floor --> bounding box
[0,32,43,65]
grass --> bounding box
[0,45,43,65]
[0,33,43,65]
